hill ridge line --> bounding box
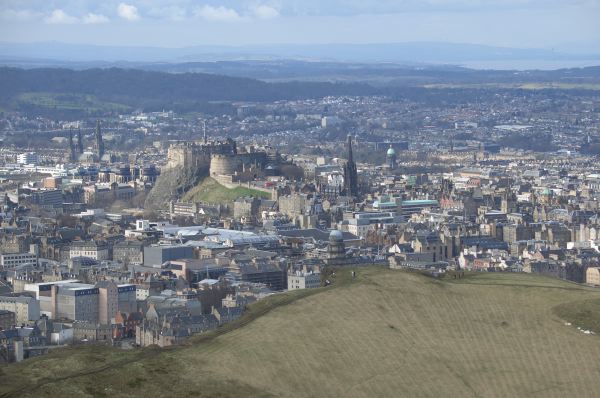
[0,268,354,398]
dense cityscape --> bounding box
[2,87,600,354]
[2,0,600,397]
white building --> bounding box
[50,326,73,345]
[17,152,38,165]
[70,241,109,260]
[288,270,321,290]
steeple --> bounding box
[347,134,354,164]
[95,120,105,160]
[76,128,84,154]
[343,134,358,198]
[68,128,77,162]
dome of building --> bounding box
[387,146,396,156]
[329,229,343,242]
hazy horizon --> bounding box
[1,1,599,52]
[1,40,600,71]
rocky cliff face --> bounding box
[144,164,209,210]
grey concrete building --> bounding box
[52,283,99,323]
[117,284,137,314]
[143,245,194,267]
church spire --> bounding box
[95,120,105,160]
[347,134,354,164]
[343,134,358,198]
[77,127,84,154]
[68,128,77,162]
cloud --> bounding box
[117,3,140,21]
[148,6,187,21]
[195,5,241,22]
[252,4,280,19]
[0,9,42,22]
[44,9,78,24]
[82,13,109,24]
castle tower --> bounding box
[343,134,358,197]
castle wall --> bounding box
[167,141,271,177]
[167,143,211,170]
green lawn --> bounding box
[2,269,600,398]
[182,177,271,203]
[554,298,600,334]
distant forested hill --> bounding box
[1,66,599,119]
[0,67,379,117]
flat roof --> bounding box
[401,200,439,206]
[28,279,80,287]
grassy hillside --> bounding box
[182,177,271,203]
[2,269,600,398]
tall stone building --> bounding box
[343,134,358,197]
[95,120,105,160]
[68,128,77,162]
[76,128,84,155]
[233,197,261,221]
[501,189,518,214]
[96,280,118,325]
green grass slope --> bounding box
[182,177,271,203]
[2,269,600,398]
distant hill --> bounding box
[2,268,600,397]
[0,66,377,117]
[2,65,599,119]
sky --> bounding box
[0,0,599,51]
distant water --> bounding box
[456,59,600,71]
